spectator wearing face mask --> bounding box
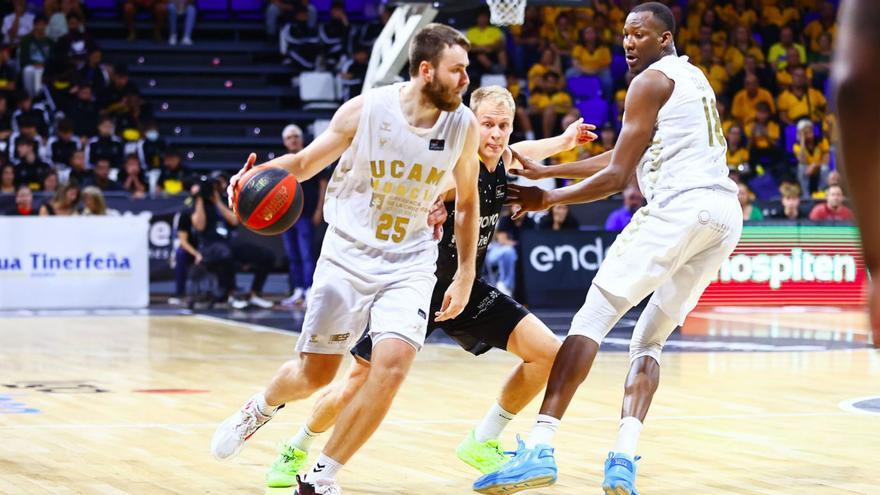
[604,184,645,231]
[136,120,166,170]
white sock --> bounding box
[527,414,560,448]
[474,402,516,442]
[254,391,277,416]
[614,417,643,457]
[304,453,344,482]
[288,425,321,452]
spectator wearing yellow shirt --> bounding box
[685,0,707,34]
[745,102,781,148]
[541,11,577,56]
[776,46,813,91]
[760,0,799,29]
[793,119,830,197]
[718,0,758,30]
[777,67,826,125]
[767,26,807,71]
[686,25,724,62]
[527,47,562,92]
[673,4,692,48]
[528,71,573,139]
[732,74,775,124]
[566,26,613,98]
[803,2,836,53]
[697,43,729,95]
[465,9,508,77]
[726,124,751,174]
[730,26,764,73]
[748,102,786,179]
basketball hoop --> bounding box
[486,0,526,26]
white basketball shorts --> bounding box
[295,227,437,355]
[590,187,743,325]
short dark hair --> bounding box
[631,2,675,34]
[408,23,471,77]
[57,118,74,134]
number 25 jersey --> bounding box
[324,82,473,253]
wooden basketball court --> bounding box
[1,312,878,494]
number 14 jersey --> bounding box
[634,55,738,203]
[324,82,473,254]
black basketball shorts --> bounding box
[349,278,530,361]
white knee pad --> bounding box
[569,285,631,344]
[629,303,677,364]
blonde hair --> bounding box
[469,86,516,118]
[81,186,107,215]
[779,182,801,199]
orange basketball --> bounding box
[233,166,303,235]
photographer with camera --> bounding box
[191,174,275,309]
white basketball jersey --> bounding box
[323,82,472,253]
[634,55,738,203]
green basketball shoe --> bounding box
[265,442,309,488]
[456,429,511,474]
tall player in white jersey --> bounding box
[211,23,481,495]
[473,3,743,495]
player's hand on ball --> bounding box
[435,276,473,322]
[427,195,447,240]
[509,148,550,180]
[561,117,597,148]
[506,184,549,220]
[227,153,258,210]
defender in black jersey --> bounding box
[266,86,596,489]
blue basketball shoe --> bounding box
[472,436,557,494]
[602,452,641,495]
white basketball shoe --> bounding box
[210,393,278,459]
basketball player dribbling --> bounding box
[832,0,880,348]
[474,3,743,494]
[261,86,598,489]
[212,23,481,495]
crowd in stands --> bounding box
[0,0,857,305]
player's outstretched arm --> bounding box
[508,117,596,164]
[507,71,672,216]
[833,0,880,346]
[436,117,480,322]
[227,96,363,208]
[510,148,612,181]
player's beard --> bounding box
[422,77,462,112]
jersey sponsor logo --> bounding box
[379,138,388,148]
[380,121,392,132]
[496,185,505,198]
[429,139,445,151]
[418,309,427,320]
[529,237,607,272]
[329,333,351,343]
